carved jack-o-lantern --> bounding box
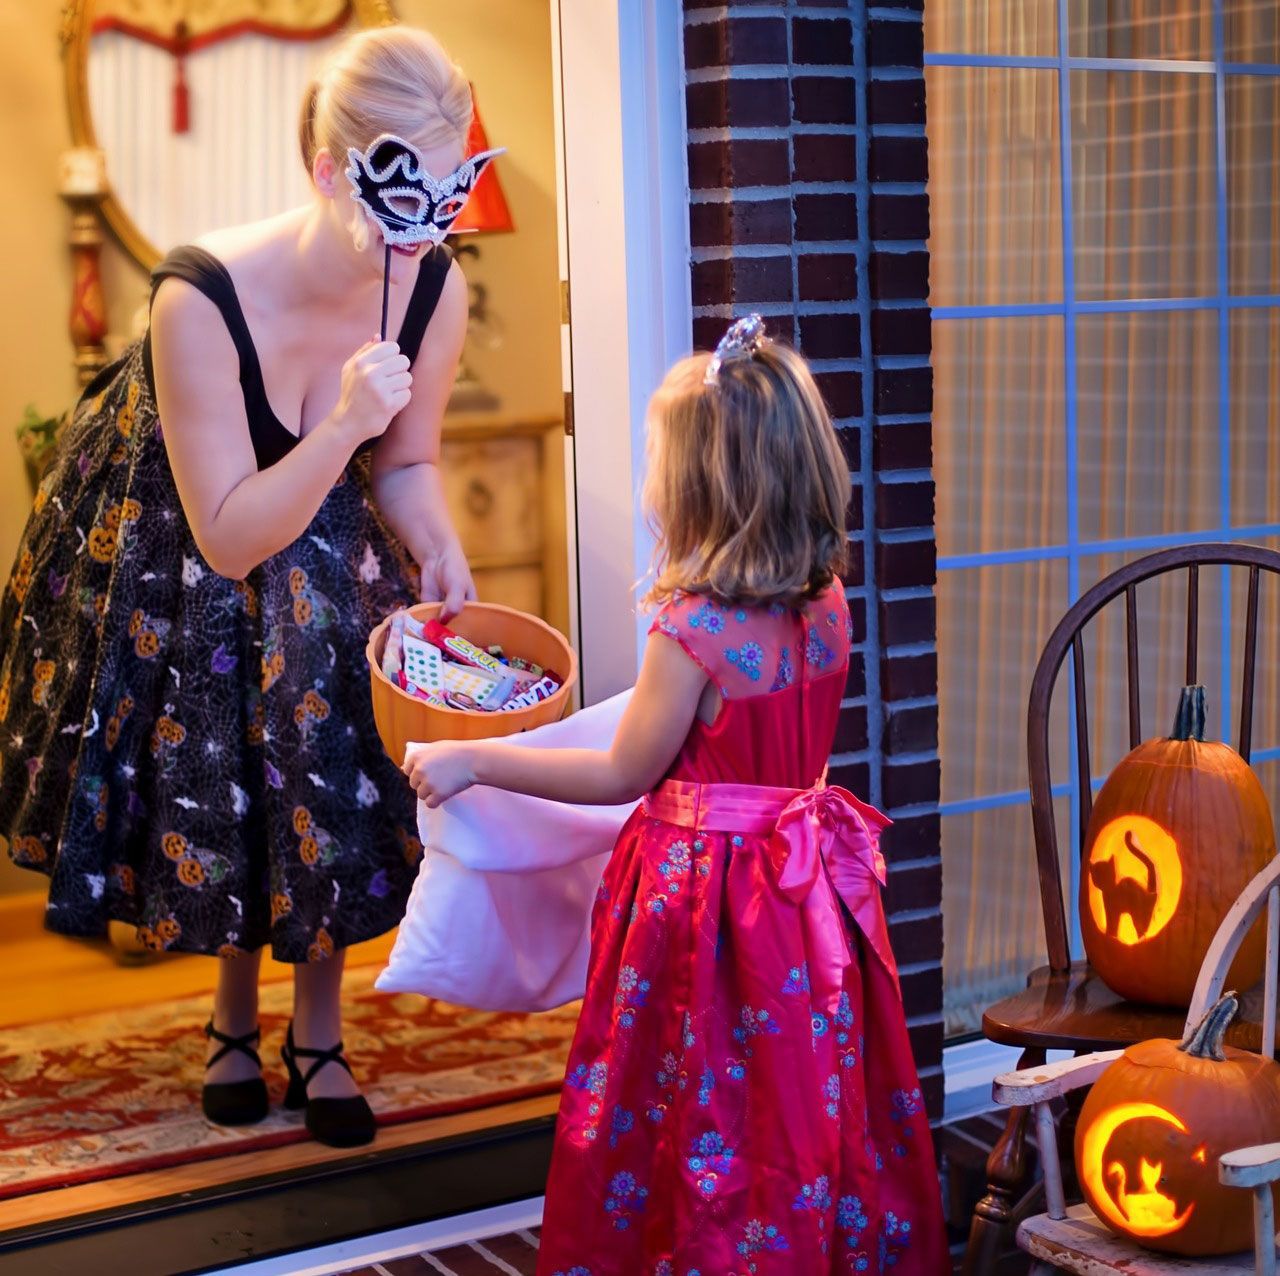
[1080,686,1276,1006]
[1076,995,1280,1255]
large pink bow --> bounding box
[773,785,898,1010]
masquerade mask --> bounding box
[704,314,769,386]
[344,133,505,248]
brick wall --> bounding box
[682,0,942,1114]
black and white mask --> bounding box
[344,133,505,248]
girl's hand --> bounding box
[403,741,478,808]
[419,539,477,621]
[333,339,412,445]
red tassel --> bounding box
[173,58,190,134]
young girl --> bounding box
[405,317,947,1274]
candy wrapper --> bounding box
[380,608,562,716]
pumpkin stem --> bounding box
[1178,992,1238,1061]
[1171,684,1208,742]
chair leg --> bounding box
[961,1048,1045,1276]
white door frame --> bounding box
[552,0,692,705]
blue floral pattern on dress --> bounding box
[880,1211,914,1267]
[614,965,651,1028]
[805,626,836,668]
[737,1218,791,1263]
[604,1171,649,1230]
[687,1131,736,1196]
[689,602,725,634]
[609,1105,635,1147]
[824,1072,841,1119]
[697,1065,715,1107]
[732,1005,781,1055]
[783,962,811,995]
[889,1086,922,1157]
[725,641,765,681]
[770,644,795,692]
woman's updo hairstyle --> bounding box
[299,25,472,175]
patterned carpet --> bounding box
[0,967,578,1201]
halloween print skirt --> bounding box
[0,343,425,962]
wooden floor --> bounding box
[0,889,558,1235]
[0,888,396,1028]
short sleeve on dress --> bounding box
[647,587,851,699]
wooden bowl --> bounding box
[366,601,577,762]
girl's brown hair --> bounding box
[642,338,849,611]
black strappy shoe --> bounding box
[202,1021,269,1126]
[281,1022,376,1148]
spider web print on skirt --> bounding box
[0,965,578,1200]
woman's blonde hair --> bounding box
[642,338,849,611]
[299,26,472,174]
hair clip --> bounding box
[704,314,769,386]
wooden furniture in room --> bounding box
[964,543,1280,1275]
[994,854,1280,1274]
[440,413,569,639]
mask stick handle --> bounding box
[379,241,391,342]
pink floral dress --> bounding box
[536,585,947,1275]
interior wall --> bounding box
[0,0,562,896]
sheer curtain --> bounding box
[928,0,1280,1037]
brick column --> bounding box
[683,0,942,1115]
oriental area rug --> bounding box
[0,966,577,1201]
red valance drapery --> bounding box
[91,1,354,133]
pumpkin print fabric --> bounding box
[535,588,947,1275]
[0,332,426,964]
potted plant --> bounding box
[16,405,66,490]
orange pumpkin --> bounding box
[1076,994,1280,1255]
[1080,685,1276,1006]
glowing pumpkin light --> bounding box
[1076,994,1280,1256]
[1080,685,1276,1007]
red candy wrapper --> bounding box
[423,621,511,677]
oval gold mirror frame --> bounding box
[60,0,397,270]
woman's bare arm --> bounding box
[151,278,408,580]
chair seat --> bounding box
[1019,1204,1262,1274]
[982,961,1273,1053]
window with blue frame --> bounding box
[926,0,1280,1037]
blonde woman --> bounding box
[405,319,948,1273]
[0,26,477,1147]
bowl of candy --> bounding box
[366,601,577,762]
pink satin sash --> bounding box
[643,778,899,1008]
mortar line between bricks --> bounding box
[889,905,943,923]
[869,65,924,81]
[851,0,884,812]
[691,183,857,204]
[785,5,799,347]
[897,958,942,976]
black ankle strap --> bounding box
[205,1020,262,1069]
[286,1023,354,1088]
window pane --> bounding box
[1076,310,1220,541]
[1224,0,1280,63]
[938,561,1070,804]
[942,796,1070,1037]
[1068,0,1212,61]
[927,67,1063,308]
[1228,77,1280,296]
[1230,309,1280,526]
[926,0,1057,57]
[934,318,1066,555]
[1071,71,1217,300]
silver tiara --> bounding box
[704,314,768,386]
